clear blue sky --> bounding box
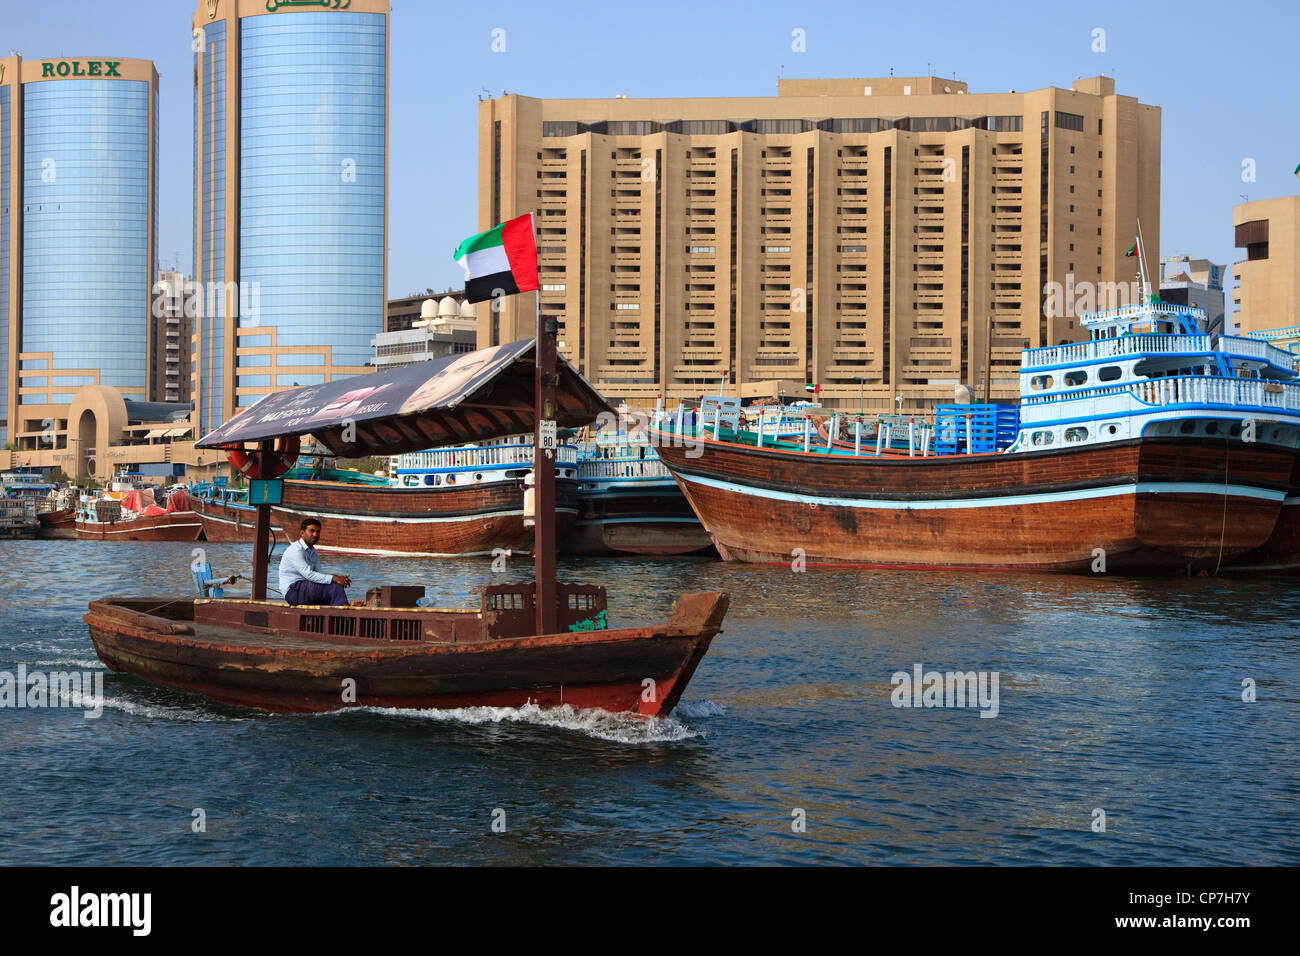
[4,0,1296,306]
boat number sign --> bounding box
[539,420,557,450]
[249,479,284,506]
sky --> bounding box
[3,0,1297,309]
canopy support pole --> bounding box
[252,439,273,601]
[534,291,558,636]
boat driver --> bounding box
[279,518,352,606]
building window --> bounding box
[1054,111,1084,132]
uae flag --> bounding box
[1124,240,1138,257]
[454,213,539,303]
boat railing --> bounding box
[1080,302,1207,325]
[1023,375,1300,412]
[577,457,672,480]
[397,443,579,471]
[1215,335,1296,369]
[1022,333,1212,368]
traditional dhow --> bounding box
[86,338,729,717]
[654,301,1300,573]
[273,438,581,557]
[76,488,204,541]
[562,434,713,556]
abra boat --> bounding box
[191,467,386,543]
[85,337,728,717]
[653,298,1300,574]
[562,433,713,556]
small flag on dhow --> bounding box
[1294,162,1299,179]
[454,213,539,303]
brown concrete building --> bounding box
[1233,196,1300,337]
[150,269,194,403]
[478,75,1160,410]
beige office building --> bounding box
[1233,196,1300,337]
[479,75,1160,410]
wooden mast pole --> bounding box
[534,289,558,635]
[251,438,273,601]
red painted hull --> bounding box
[653,430,1293,573]
[271,477,581,556]
[76,511,205,541]
[85,591,728,717]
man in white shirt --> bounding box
[278,518,351,606]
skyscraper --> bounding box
[192,0,389,434]
[0,55,158,447]
[479,75,1160,411]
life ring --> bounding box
[226,435,300,479]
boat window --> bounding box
[424,475,437,486]
[1064,427,1089,443]
[1205,421,1219,435]
[1229,424,1243,437]
[1098,366,1122,382]
[475,473,484,481]
[1179,421,1196,434]
[1064,370,1088,387]
[1107,423,1121,436]
[1030,375,1054,391]
[1031,430,1055,446]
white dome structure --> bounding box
[438,296,459,318]
[419,298,437,320]
[459,299,476,319]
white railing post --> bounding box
[854,419,862,456]
[908,418,916,457]
[803,417,812,453]
[966,414,974,454]
[756,416,765,448]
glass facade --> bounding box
[1,85,9,441]
[21,79,151,403]
[198,21,226,434]
[239,12,385,369]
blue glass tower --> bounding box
[0,55,157,450]
[193,1,388,434]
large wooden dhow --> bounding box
[277,441,581,557]
[85,338,728,717]
[654,300,1300,574]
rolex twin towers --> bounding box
[0,0,1159,451]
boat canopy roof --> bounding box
[196,339,613,457]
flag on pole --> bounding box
[453,213,539,303]
[1294,162,1299,179]
[1124,240,1138,257]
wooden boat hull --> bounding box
[272,477,582,557]
[653,431,1293,573]
[562,482,715,556]
[193,495,259,543]
[84,591,728,717]
[1224,451,1300,573]
[37,506,78,539]
[76,511,205,542]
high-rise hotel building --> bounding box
[479,76,1159,410]
[1,55,158,446]
[192,0,388,433]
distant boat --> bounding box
[562,434,713,556]
[76,486,203,541]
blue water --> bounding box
[1,539,1297,865]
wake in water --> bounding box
[326,700,709,744]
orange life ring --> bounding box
[227,435,300,480]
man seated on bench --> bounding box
[279,518,351,606]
